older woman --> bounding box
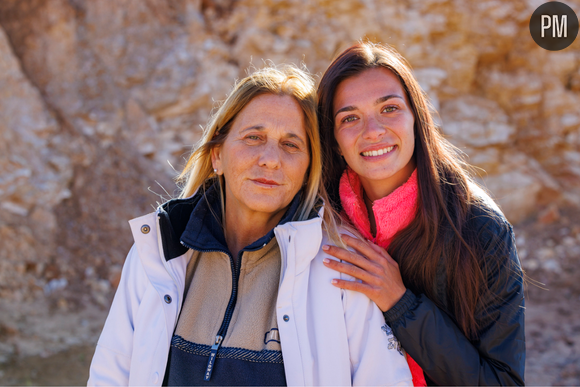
[88,65,413,386]
[318,43,525,386]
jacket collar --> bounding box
[339,167,418,247]
[157,182,305,261]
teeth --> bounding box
[362,146,394,157]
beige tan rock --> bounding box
[441,96,516,147]
[538,204,561,225]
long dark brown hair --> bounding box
[318,42,490,339]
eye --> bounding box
[245,134,262,142]
[382,106,398,113]
[341,115,358,123]
[283,141,301,150]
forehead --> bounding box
[334,67,407,110]
[233,93,305,128]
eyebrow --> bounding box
[286,132,307,146]
[334,94,405,118]
[240,125,265,133]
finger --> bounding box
[340,234,386,263]
[330,278,374,296]
[366,240,386,255]
[366,241,398,266]
[323,257,378,284]
[342,234,398,266]
[322,244,380,274]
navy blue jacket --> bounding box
[383,202,525,386]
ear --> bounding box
[211,145,223,175]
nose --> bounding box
[362,116,386,141]
[258,141,281,169]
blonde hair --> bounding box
[178,64,344,244]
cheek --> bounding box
[407,124,415,148]
[286,155,310,187]
[224,146,251,170]
[296,156,311,180]
[342,140,359,160]
[334,130,353,156]
[400,116,415,145]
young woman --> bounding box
[317,42,525,386]
[88,64,413,386]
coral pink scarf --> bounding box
[339,167,419,247]
[339,167,426,387]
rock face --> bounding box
[0,0,578,361]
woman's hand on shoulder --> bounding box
[322,234,407,312]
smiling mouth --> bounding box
[361,145,396,157]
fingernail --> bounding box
[323,258,330,264]
[322,244,329,251]
[331,279,338,284]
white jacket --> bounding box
[88,209,413,386]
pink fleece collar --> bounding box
[339,168,418,248]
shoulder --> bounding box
[465,182,513,249]
[465,184,523,283]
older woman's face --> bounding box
[333,67,415,197]
[212,93,310,220]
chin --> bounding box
[359,168,399,181]
[244,197,288,215]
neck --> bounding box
[223,205,285,259]
[360,159,416,202]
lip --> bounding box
[360,144,397,158]
[251,178,280,186]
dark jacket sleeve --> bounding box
[383,216,525,386]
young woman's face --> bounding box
[212,93,310,220]
[333,67,416,197]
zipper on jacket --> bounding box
[180,240,246,382]
[204,335,223,381]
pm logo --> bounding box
[530,2,579,51]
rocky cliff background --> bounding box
[0,0,579,385]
